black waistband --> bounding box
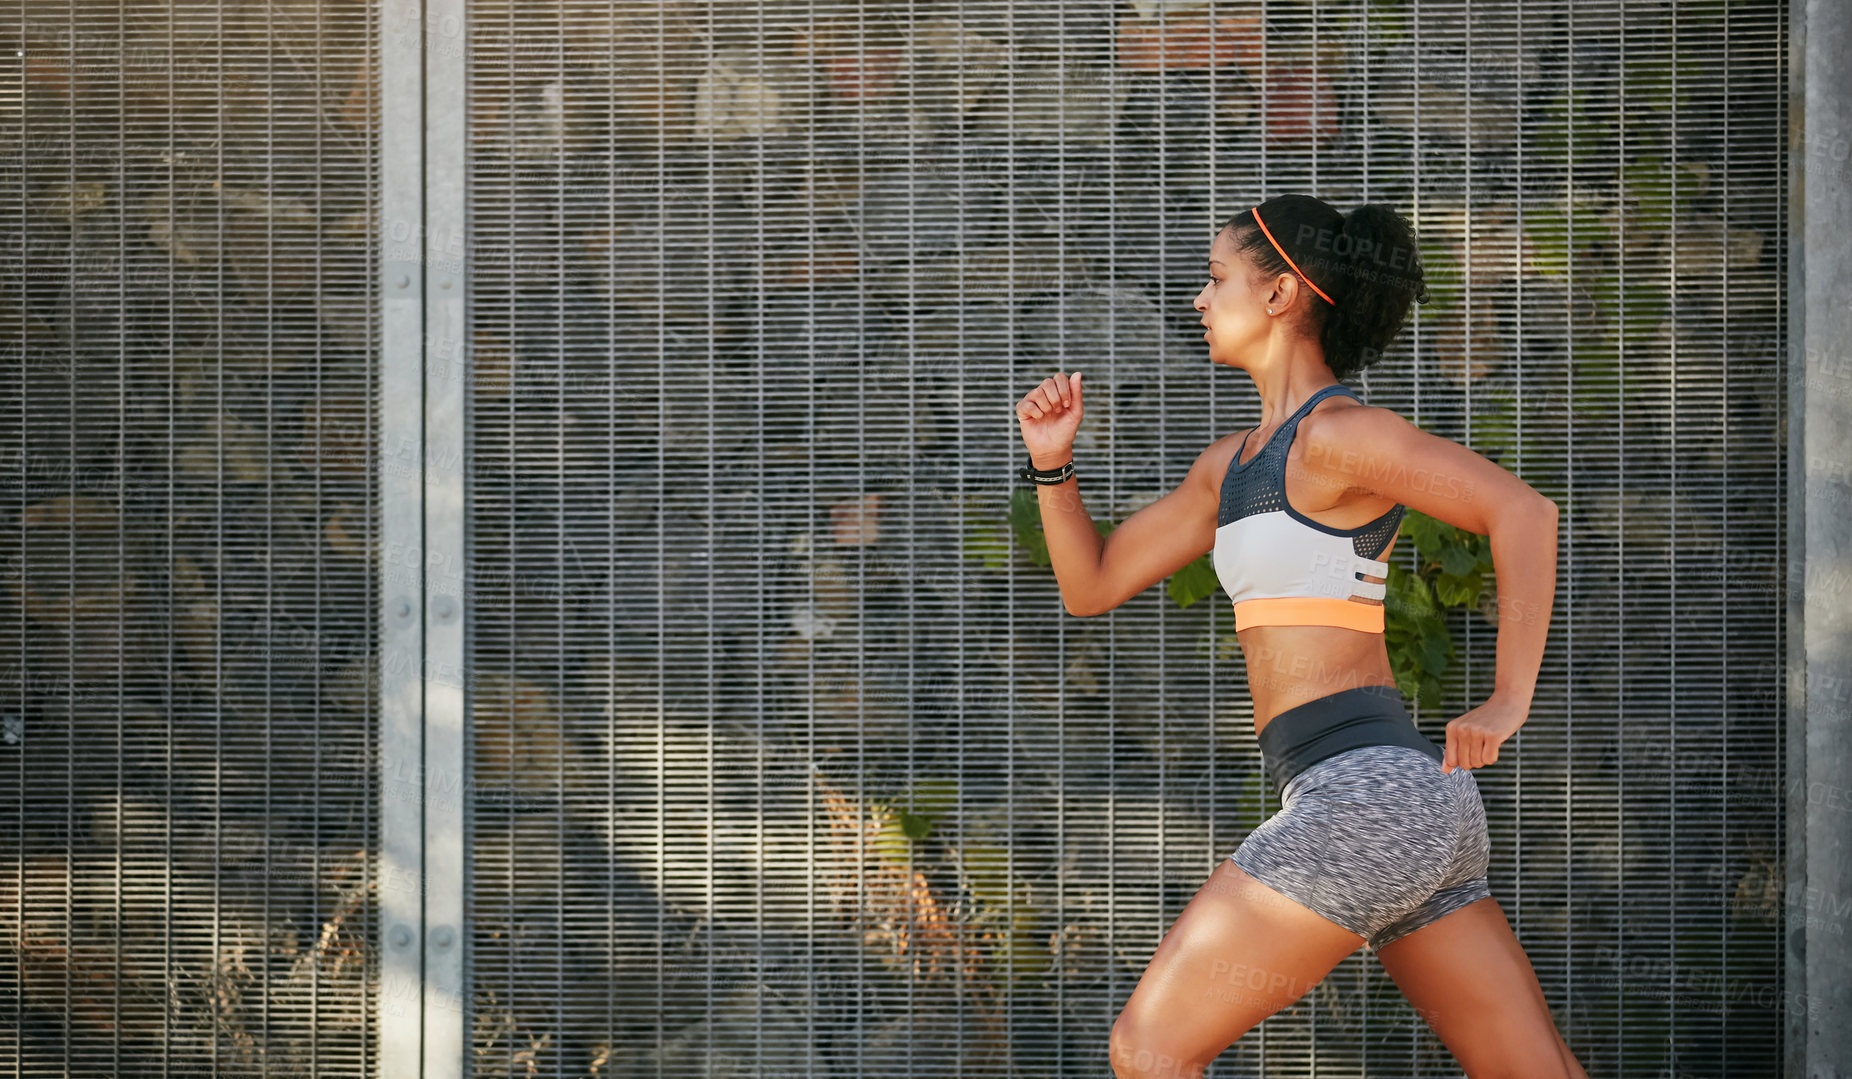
[1255,683,1443,794]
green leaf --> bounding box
[960,843,1012,903]
[1409,509,1454,555]
[911,776,959,819]
[962,520,1013,570]
[872,812,914,864]
[1007,488,1052,566]
[1167,555,1222,610]
[1420,633,1452,674]
[1623,154,1676,233]
[898,810,933,841]
[1382,507,1498,710]
[1434,573,1475,607]
[1439,542,1480,577]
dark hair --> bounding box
[1217,194,1430,381]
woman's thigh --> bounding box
[1110,857,1364,1077]
[1374,897,1585,1078]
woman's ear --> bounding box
[1269,273,1299,313]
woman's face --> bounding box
[1192,226,1270,368]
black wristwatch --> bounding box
[1021,456,1075,485]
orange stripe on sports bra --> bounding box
[1233,596,1385,633]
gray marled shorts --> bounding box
[1230,743,1493,951]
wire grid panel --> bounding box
[455,1,1791,1076]
[0,0,384,1075]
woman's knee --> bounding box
[1109,1012,1212,1079]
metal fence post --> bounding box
[381,0,469,1073]
[380,0,428,1072]
[421,0,470,1071]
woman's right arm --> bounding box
[1016,372,1222,617]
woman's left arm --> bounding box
[1299,405,1559,771]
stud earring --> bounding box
[1267,307,1274,315]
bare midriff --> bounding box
[1240,621,1401,739]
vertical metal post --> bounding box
[1785,8,1806,1077]
[380,0,428,1073]
[423,0,470,1071]
[1798,0,1852,1071]
[381,0,468,1073]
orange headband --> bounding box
[1250,206,1335,306]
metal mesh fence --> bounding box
[0,0,1793,1075]
[2,0,382,1075]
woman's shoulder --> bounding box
[1290,397,1411,481]
[1300,394,1399,437]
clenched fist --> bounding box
[1015,371,1084,464]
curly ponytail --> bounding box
[1218,195,1430,381]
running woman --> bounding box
[1013,194,1585,1078]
